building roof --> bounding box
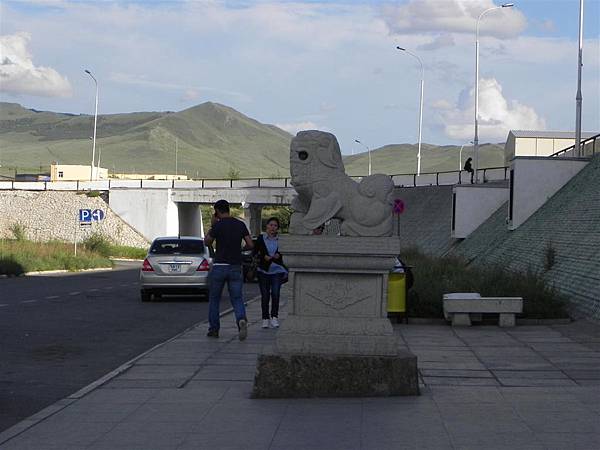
[509,130,598,139]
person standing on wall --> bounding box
[204,199,254,341]
[254,217,288,329]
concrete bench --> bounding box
[443,293,523,327]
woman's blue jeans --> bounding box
[257,272,284,320]
[208,265,246,331]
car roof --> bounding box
[152,236,204,241]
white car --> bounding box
[140,236,212,301]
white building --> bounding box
[504,130,597,165]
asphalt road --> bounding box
[0,261,260,432]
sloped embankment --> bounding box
[0,191,149,248]
[393,185,458,256]
[450,155,600,321]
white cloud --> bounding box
[0,32,72,97]
[382,0,526,39]
[436,78,546,141]
[417,34,455,51]
[275,121,322,135]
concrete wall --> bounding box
[109,189,179,242]
[0,191,149,247]
[509,157,588,230]
[452,184,508,239]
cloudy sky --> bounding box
[1,0,598,153]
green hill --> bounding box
[0,102,293,178]
[343,143,505,177]
[0,102,505,179]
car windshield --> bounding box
[150,239,205,255]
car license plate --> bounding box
[168,264,181,273]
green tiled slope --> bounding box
[450,155,600,320]
[394,186,459,257]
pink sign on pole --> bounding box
[393,199,405,215]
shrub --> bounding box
[9,222,27,241]
[86,190,102,198]
[82,233,112,257]
[403,248,568,319]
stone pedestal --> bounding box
[252,236,419,398]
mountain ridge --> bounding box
[0,102,504,178]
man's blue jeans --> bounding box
[208,264,246,331]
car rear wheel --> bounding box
[141,289,151,302]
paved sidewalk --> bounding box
[1,293,599,450]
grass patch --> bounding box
[83,233,147,259]
[0,239,112,275]
[403,248,568,319]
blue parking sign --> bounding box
[79,209,92,223]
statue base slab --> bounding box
[252,351,419,398]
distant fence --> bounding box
[0,167,510,191]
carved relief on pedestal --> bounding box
[305,278,370,310]
[296,273,380,317]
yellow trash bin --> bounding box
[387,272,406,313]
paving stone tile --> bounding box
[421,369,494,378]
[430,386,505,403]
[449,431,544,449]
[87,430,187,449]
[79,388,159,404]
[119,365,198,380]
[534,432,600,449]
[1,420,115,448]
[419,361,488,370]
[121,402,213,423]
[497,377,579,387]
[491,370,569,379]
[147,387,227,403]
[518,411,600,433]
[424,376,500,386]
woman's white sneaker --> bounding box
[262,319,270,329]
[270,317,279,328]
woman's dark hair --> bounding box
[266,217,280,227]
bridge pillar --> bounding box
[243,203,263,237]
[177,203,204,237]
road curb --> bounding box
[0,294,261,445]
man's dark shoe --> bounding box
[206,329,219,338]
[238,319,248,341]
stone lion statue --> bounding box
[289,130,394,236]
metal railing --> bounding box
[0,167,510,191]
[549,132,600,158]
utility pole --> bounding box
[575,0,584,156]
[175,138,178,177]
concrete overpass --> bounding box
[0,167,510,241]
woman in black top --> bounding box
[254,217,288,329]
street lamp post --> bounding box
[175,138,178,177]
[84,70,98,181]
[474,3,513,183]
[354,139,371,176]
[459,142,472,171]
[397,46,424,176]
[575,0,584,157]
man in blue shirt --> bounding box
[204,199,254,340]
